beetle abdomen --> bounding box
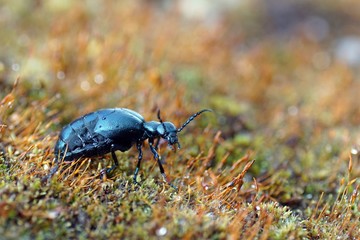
[54,108,146,162]
[54,111,112,161]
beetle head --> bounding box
[157,110,180,149]
[157,122,180,148]
[156,109,211,149]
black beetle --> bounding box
[43,108,211,187]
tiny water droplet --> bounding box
[156,227,167,236]
[11,63,20,72]
[351,148,358,155]
[57,71,65,80]
[287,106,298,116]
[94,74,104,84]
[80,80,90,91]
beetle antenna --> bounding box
[157,109,167,134]
[177,109,212,133]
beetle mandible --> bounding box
[43,108,211,187]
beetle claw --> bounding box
[133,179,142,186]
[169,182,178,191]
[100,166,115,180]
[100,169,107,180]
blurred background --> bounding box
[1,0,360,238]
[1,0,360,209]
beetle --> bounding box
[43,108,211,187]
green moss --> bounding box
[1,0,359,238]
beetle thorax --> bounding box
[143,121,179,146]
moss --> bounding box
[1,0,360,239]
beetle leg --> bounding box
[105,144,119,175]
[154,137,160,150]
[149,142,177,190]
[133,141,143,185]
[41,161,59,183]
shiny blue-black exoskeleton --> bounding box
[43,108,211,187]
